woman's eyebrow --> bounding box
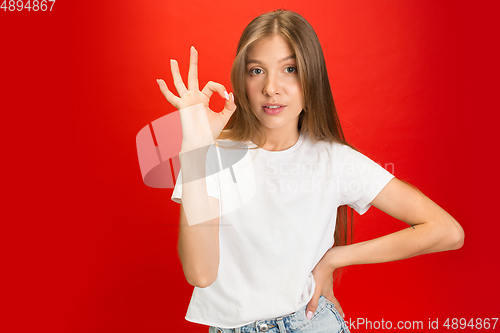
[246,54,296,65]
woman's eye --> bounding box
[285,67,297,74]
[250,68,263,75]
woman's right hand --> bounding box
[157,46,237,149]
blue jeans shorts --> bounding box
[208,295,351,333]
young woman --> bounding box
[157,9,464,333]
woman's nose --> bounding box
[263,74,281,96]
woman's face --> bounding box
[245,34,304,137]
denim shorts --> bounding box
[208,295,350,333]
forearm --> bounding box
[177,146,220,287]
[323,219,463,271]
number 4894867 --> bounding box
[1,0,56,11]
[443,318,498,330]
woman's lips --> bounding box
[262,105,285,115]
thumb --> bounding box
[220,92,237,122]
[305,293,320,320]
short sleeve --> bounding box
[171,144,221,204]
[339,145,395,215]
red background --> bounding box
[1,0,499,332]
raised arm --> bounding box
[157,46,237,287]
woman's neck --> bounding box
[255,130,300,152]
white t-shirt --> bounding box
[171,130,395,328]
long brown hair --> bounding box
[218,9,356,280]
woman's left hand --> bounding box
[306,254,345,319]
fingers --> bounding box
[170,59,188,96]
[157,79,180,108]
[201,81,229,101]
[219,92,237,122]
[202,81,237,120]
[306,291,321,320]
[171,46,200,94]
[202,82,237,112]
[307,294,346,320]
[187,46,199,91]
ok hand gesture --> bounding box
[157,46,237,149]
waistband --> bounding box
[230,295,351,333]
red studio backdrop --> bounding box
[1,0,499,332]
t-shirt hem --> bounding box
[185,315,256,329]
